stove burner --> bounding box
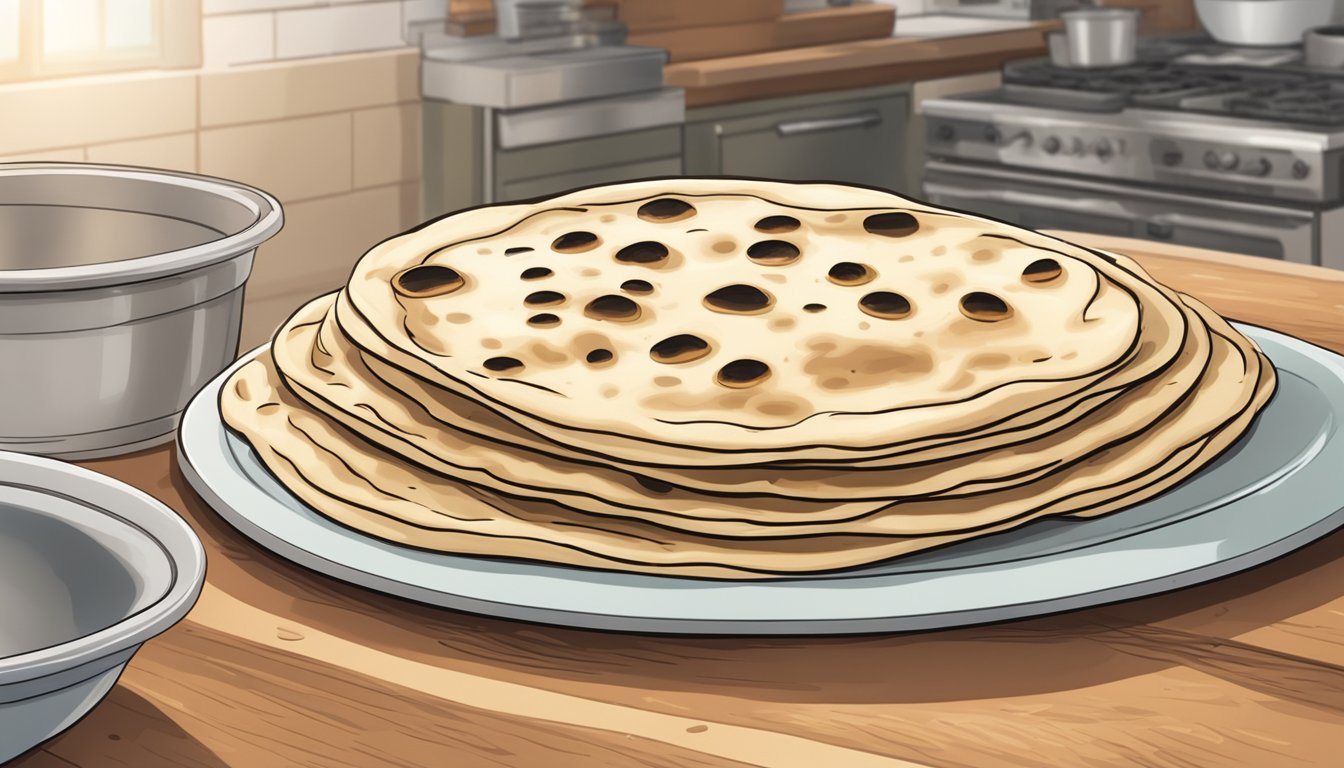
[1003,58,1344,125]
[1004,61,1261,99]
[1226,80,1344,125]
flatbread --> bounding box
[220,336,1272,577]
[344,180,1191,462]
[218,178,1279,579]
[265,292,1242,538]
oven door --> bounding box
[923,160,1320,265]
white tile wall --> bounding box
[870,0,930,16]
[204,0,373,14]
[202,13,276,68]
[202,0,403,14]
[199,112,354,201]
[0,72,197,155]
[203,0,442,66]
[86,132,197,171]
[275,2,408,60]
[0,147,86,163]
[402,0,449,30]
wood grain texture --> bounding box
[10,235,1344,767]
[628,5,895,64]
[614,0,783,34]
[1099,0,1198,34]
[671,25,1056,108]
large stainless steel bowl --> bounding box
[0,162,282,459]
[0,451,205,763]
[1194,0,1339,46]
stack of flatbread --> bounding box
[221,179,1276,579]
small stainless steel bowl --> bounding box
[0,162,283,459]
[1060,7,1139,69]
[0,451,205,763]
[1304,25,1344,68]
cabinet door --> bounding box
[923,164,1318,264]
[495,125,682,201]
[687,93,908,192]
[500,158,682,201]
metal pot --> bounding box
[1194,0,1339,47]
[1304,24,1344,67]
[1059,7,1139,69]
[493,0,582,39]
[0,163,282,459]
[0,451,204,763]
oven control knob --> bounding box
[1043,136,1062,155]
[1247,158,1273,177]
[1206,150,1239,171]
[984,126,1002,145]
[935,124,955,142]
[1161,150,1183,167]
[1095,139,1114,161]
[1062,137,1084,156]
[1147,221,1175,240]
[1293,160,1311,179]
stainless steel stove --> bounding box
[921,40,1344,269]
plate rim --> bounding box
[176,323,1344,634]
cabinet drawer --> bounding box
[499,157,682,201]
[496,125,682,181]
[685,90,908,191]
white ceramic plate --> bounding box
[177,324,1344,635]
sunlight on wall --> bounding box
[0,0,18,61]
[42,0,153,55]
[104,0,153,48]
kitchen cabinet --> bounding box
[908,70,1003,193]
[425,84,911,212]
[682,84,913,193]
[494,125,682,201]
[423,99,683,214]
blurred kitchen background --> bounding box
[4,0,1344,346]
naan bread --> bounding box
[345,180,1190,463]
[221,178,1278,578]
[221,333,1271,577]
[265,291,1246,536]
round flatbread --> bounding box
[345,179,1190,463]
[219,178,1279,579]
[220,336,1272,577]
[265,292,1242,538]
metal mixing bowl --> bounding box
[1059,7,1138,69]
[0,451,205,763]
[1194,0,1339,47]
[0,162,282,459]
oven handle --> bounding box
[925,179,1316,265]
[1146,212,1306,239]
[1144,212,1315,264]
[776,110,883,137]
[922,182,1126,215]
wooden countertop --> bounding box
[669,23,1058,109]
[13,233,1344,767]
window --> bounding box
[0,0,199,83]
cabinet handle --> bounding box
[775,110,883,137]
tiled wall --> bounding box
[870,0,931,16]
[0,48,426,348]
[201,0,448,67]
